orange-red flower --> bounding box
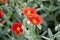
[0,20,5,24]
[28,14,43,25]
[0,0,7,3]
[0,10,4,17]
[11,22,23,35]
[22,8,37,17]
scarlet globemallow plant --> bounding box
[11,22,23,35]
[0,10,4,17]
[28,14,43,25]
[22,8,37,17]
[0,0,7,3]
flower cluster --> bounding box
[0,8,43,35]
[11,8,43,35]
[22,8,43,25]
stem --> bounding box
[7,34,15,40]
[50,0,53,5]
[12,32,15,39]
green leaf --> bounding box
[41,14,48,18]
[55,24,60,31]
[48,28,53,38]
[41,36,50,40]
[0,24,4,27]
[39,0,49,1]
[37,25,42,30]
[54,31,60,39]
[24,30,34,40]
[58,0,60,2]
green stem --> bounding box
[50,0,53,5]
[12,32,15,39]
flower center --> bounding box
[32,19,37,24]
[27,11,31,15]
[17,27,20,31]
